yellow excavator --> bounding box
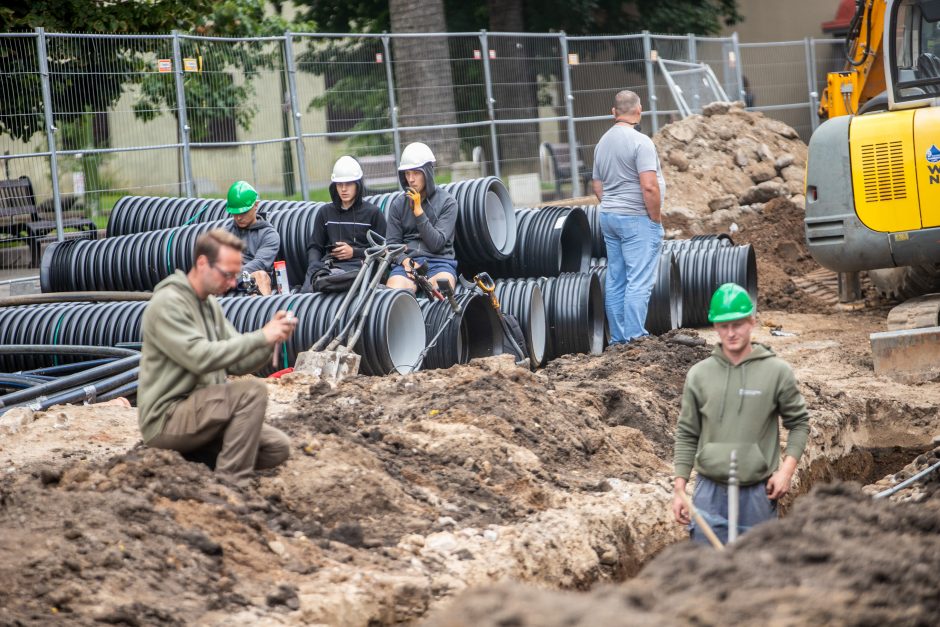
[806,0,940,377]
[806,0,940,337]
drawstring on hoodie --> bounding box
[718,364,731,422]
[739,364,747,413]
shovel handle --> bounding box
[677,489,725,551]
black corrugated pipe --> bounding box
[486,207,592,279]
[662,234,734,253]
[588,251,683,336]
[218,291,425,376]
[492,279,548,368]
[577,204,606,258]
[668,242,757,327]
[367,177,517,265]
[537,273,605,359]
[106,197,324,237]
[0,292,424,376]
[43,206,322,293]
[440,177,517,264]
[418,294,503,370]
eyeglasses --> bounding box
[211,264,239,281]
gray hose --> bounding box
[0,354,140,409]
[26,367,140,412]
[0,292,151,308]
[873,459,940,499]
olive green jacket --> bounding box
[674,343,810,486]
[137,271,271,441]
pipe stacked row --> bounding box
[662,236,757,327]
[590,252,683,335]
[42,205,322,293]
[496,273,605,362]
[484,206,592,279]
[0,291,424,376]
[106,197,324,237]
[591,235,757,329]
[419,294,504,370]
[365,177,518,266]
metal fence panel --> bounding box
[1,29,849,280]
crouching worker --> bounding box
[224,180,280,296]
[137,229,298,485]
[672,283,809,545]
[385,142,459,293]
[301,156,386,293]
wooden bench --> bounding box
[0,177,35,237]
[0,176,98,267]
[358,155,400,194]
[541,142,592,196]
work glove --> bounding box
[405,188,422,215]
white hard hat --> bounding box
[331,155,363,183]
[398,142,436,171]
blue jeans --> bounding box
[689,475,777,546]
[600,212,664,343]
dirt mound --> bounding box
[424,481,940,626]
[655,102,807,222]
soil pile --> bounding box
[0,339,711,625]
[655,102,808,223]
[425,481,940,626]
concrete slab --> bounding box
[870,326,940,383]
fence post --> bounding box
[283,32,310,201]
[643,31,659,135]
[688,33,697,63]
[732,32,745,103]
[559,32,582,197]
[171,31,194,198]
[35,28,64,242]
[479,30,501,180]
[381,34,402,163]
[805,37,820,132]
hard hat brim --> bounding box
[331,175,362,183]
[708,309,755,323]
[226,205,254,215]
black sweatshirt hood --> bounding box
[398,162,438,199]
[328,179,364,211]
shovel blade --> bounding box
[293,348,361,383]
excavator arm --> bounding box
[819,0,888,118]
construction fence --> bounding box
[0,29,845,278]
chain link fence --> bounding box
[1,28,846,280]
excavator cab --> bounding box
[889,0,940,108]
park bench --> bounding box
[358,155,401,194]
[541,142,592,197]
[0,176,98,267]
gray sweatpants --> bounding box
[689,475,777,546]
[147,380,290,482]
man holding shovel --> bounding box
[672,283,810,545]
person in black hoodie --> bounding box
[385,142,459,293]
[301,156,386,292]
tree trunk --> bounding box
[389,0,459,165]
[488,0,541,175]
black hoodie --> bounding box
[385,162,458,260]
[301,179,386,292]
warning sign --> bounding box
[183,58,199,72]
[375,52,384,63]
[157,59,172,73]
[488,49,496,60]
[568,53,579,65]
[473,49,481,60]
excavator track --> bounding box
[886,294,940,331]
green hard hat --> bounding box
[708,283,755,323]
[226,181,258,215]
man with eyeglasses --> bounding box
[137,229,298,485]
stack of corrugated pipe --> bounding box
[589,224,757,328]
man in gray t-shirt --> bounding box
[592,90,665,343]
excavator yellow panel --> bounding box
[913,107,940,228]
[850,110,922,233]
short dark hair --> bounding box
[193,229,244,265]
[614,90,641,115]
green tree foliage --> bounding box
[0,0,309,144]
[298,0,740,36]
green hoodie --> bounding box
[674,342,809,486]
[137,271,272,442]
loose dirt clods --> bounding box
[1,107,939,625]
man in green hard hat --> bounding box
[672,282,810,546]
[223,181,280,295]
